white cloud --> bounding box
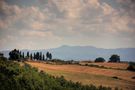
[0,1,46,29]
[30,21,45,30]
[0,0,135,49]
[101,3,114,15]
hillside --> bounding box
[27,61,135,90]
[1,45,135,61]
[0,59,113,90]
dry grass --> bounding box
[80,62,129,70]
[26,61,135,90]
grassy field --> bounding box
[26,61,135,90]
[79,62,129,70]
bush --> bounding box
[132,76,135,79]
[95,57,105,62]
[109,55,120,62]
[127,62,135,71]
[112,76,121,80]
[47,59,79,65]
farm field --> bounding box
[26,61,135,90]
[79,62,129,70]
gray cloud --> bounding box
[0,0,135,50]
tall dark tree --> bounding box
[22,52,24,58]
[36,52,40,60]
[39,52,42,60]
[49,53,52,60]
[46,52,50,60]
[9,49,21,60]
[30,53,33,60]
[27,52,29,58]
[43,54,45,61]
[34,53,36,60]
[19,51,22,58]
[109,54,120,62]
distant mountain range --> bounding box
[1,45,135,61]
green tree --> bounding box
[39,52,42,60]
[30,53,33,60]
[27,51,29,58]
[36,52,40,60]
[43,54,45,61]
[49,53,52,60]
[95,57,105,62]
[9,49,21,60]
[109,54,120,62]
[19,51,22,58]
[46,52,50,60]
[22,52,25,58]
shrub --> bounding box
[95,57,105,62]
[132,76,135,79]
[112,76,119,79]
[127,62,135,71]
[109,55,120,62]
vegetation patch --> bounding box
[112,76,121,80]
[127,62,135,71]
[0,58,114,90]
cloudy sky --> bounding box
[0,0,135,50]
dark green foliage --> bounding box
[9,49,21,60]
[112,76,121,80]
[30,53,33,60]
[19,51,22,58]
[0,56,7,61]
[35,52,40,60]
[46,52,52,60]
[0,58,114,90]
[47,59,79,65]
[46,52,50,60]
[49,53,52,60]
[22,52,25,58]
[109,54,120,62]
[43,54,45,61]
[95,57,105,62]
[127,62,135,71]
[27,52,29,58]
[34,53,36,59]
[132,76,135,79]
[39,52,42,60]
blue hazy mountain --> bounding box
[1,45,135,61]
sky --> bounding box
[0,0,135,50]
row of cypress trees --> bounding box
[9,49,52,61]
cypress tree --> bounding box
[49,53,52,60]
[27,52,29,58]
[30,53,33,60]
[19,51,22,58]
[36,52,40,60]
[39,52,42,60]
[22,52,24,58]
[34,53,36,60]
[43,54,45,61]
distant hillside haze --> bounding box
[1,45,135,61]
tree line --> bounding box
[9,49,52,61]
[8,49,121,63]
[95,54,120,63]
